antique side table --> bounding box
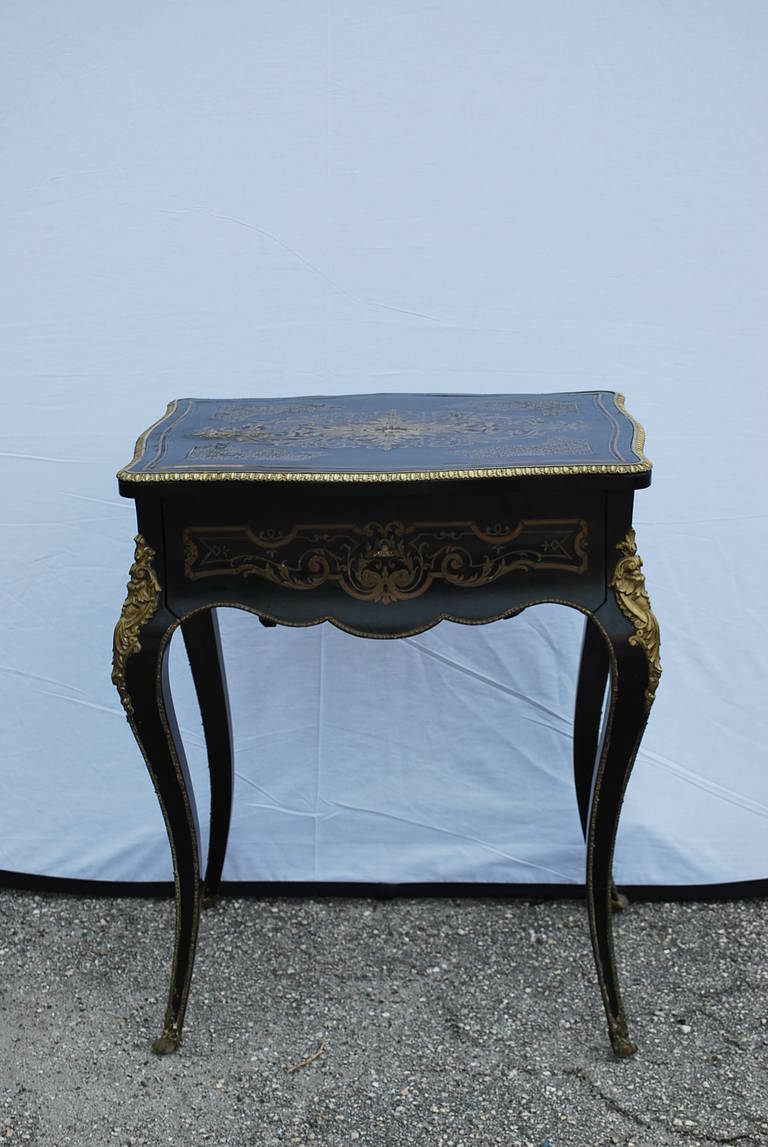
[113,392,660,1058]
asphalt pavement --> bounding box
[0,889,766,1146]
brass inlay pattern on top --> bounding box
[112,534,161,715]
[117,394,651,483]
[189,404,588,454]
[609,528,661,710]
[182,518,588,604]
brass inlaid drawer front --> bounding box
[182,518,588,604]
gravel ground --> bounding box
[0,889,766,1146]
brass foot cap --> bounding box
[152,1033,180,1055]
[610,882,630,912]
[610,1033,638,1059]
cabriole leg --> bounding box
[113,536,202,1054]
[574,616,629,912]
[586,528,661,1058]
[181,608,234,907]
[573,615,609,837]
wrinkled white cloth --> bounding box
[1,1,766,884]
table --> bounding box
[113,391,661,1058]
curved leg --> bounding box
[113,537,202,1054]
[574,617,629,912]
[181,608,234,907]
[586,524,660,1059]
[585,599,648,1057]
[573,615,609,837]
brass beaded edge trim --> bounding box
[118,460,650,483]
[117,394,651,483]
[615,392,650,468]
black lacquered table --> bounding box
[113,391,660,1057]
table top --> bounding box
[118,391,650,487]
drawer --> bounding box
[162,485,607,634]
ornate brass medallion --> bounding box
[610,528,661,710]
[183,518,588,604]
[112,535,161,715]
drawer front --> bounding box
[182,516,588,601]
[163,487,607,634]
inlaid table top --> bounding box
[118,391,650,485]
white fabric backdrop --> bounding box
[1,1,766,885]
